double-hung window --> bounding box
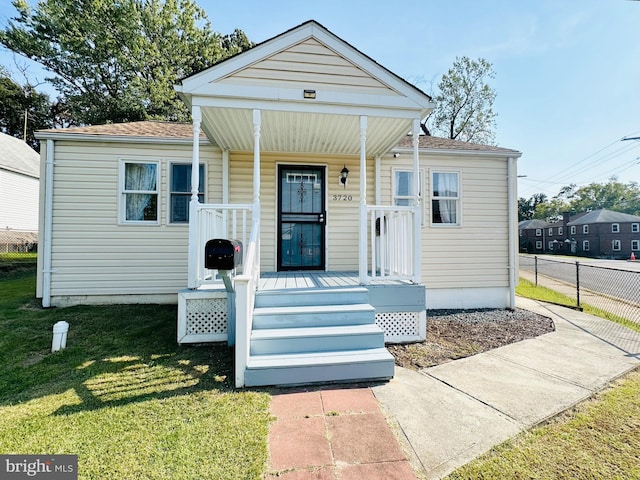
[431,171,460,225]
[612,223,620,233]
[120,160,159,223]
[393,169,425,225]
[170,163,205,223]
[632,240,640,251]
[612,239,621,251]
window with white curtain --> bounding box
[430,171,460,225]
[392,169,425,225]
[170,163,205,223]
[120,160,159,223]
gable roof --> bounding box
[0,132,40,178]
[175,20,435,157]
[567,209,640,225]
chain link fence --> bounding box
[0,229,38,254]
[519,254,640,324]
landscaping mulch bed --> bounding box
[387,308,554,370]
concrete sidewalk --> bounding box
[372,297,640,479]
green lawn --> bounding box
[445,370,640,479]
[0,268,271,479]
[443,280,640,478]
[516,277,640,334]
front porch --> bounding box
[178,270,426,387]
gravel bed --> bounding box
[388,308,554,370]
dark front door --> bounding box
[278,165,326,271]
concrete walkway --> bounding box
[372,297,640,479]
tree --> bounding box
[1,0,252,125]
[567,178,640,216]
[0,69,53,149]
[518,193,547,221]
[426,56,497,145]
[523,178,640,223]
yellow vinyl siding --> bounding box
[217,38,396,96]
[380,154,510,289]
[228,151,373,272]
[47,140,221,297]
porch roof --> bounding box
[175,20,434,157]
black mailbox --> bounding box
[205,239,243,270]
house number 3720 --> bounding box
[332,194,353,201]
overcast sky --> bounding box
[2,0,639,199]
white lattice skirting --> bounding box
[178,289,228,344]
[376,311,426,343]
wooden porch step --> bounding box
[252,303,376,329]
[250,324,384,355]
[254,286,369,308]
[244,348,394,387]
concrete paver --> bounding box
[373,297,640,479]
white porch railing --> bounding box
[191,203,254,288]
[234,219,260,388]
[364,205,417,283]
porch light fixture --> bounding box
[340,165,349,188]
[303,89,316,99]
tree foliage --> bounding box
[0,70,53,149]
[427,56,497,145]
[0,0,252,125]
[518,193,547,221]
[519,178,640,222]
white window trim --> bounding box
[535,228,542,236]
[632,240,640,250]
[583,240,590,251]
[168,162,206,225]
[548,241,554,251]
[583,225,589,234]
[429,169,461,227]
[612,239,621,251]
[570,226,576,234]
[612,223,620,233]
[119,159,160,225]
[535,240,543,249]
[632,223,639,233]
[392,167,426,226]
[548,227,553,236]
[558,226,563,235]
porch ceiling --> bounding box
[200,107,414,157]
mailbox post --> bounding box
[205,239,243,346]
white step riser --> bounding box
[253,309,375,329]
[251,331,384,355]
[244,360,394,387]
[255,288,369,308]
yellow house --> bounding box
[35,21,521,387]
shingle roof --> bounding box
[396,134,520,155]
[37,121,207,140]
[37,121,521,155]
[567,209,640,225]
[0,132,40,178]
[518,219,549,230]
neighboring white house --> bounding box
[35,21,521,387]
[0,132,40,252]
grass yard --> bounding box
[516,277,640,334]
[0,268,271,480]
[445,370,640,479]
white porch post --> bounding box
[187,105,201,289]
[507,156,517,309]
[412,118,422,283]
[359,115,368,284]
[252,109,261,221]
